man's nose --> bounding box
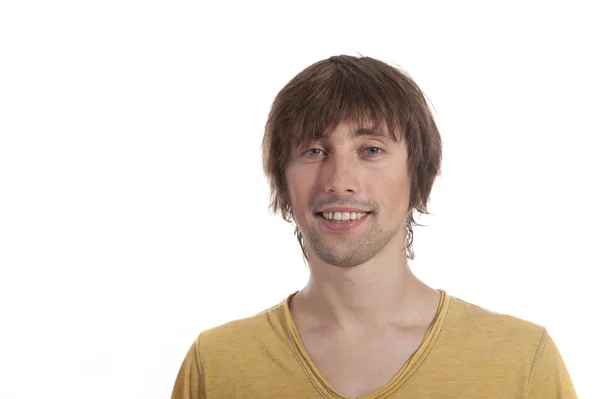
[322,154,358,195]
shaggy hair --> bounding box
[262,55,442,260]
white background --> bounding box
[1,1,598,398]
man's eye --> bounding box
[305,149,324,157]
[363,147,383,156]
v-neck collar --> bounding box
[282,290,450,399]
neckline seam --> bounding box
[282,302,338,399]
[282,290,451,399]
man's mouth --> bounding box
[316,211,371,222]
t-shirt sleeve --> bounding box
[171,337,206,399]
[527,329,577,398]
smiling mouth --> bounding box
[316,211,372,222]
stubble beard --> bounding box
[304,215,402,267]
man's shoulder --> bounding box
[179,296,302,393]
[446,294,547,346]
[196,297,289,351]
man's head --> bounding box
[262,55,442,263]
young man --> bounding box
[171,55,577,398]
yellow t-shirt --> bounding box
[171,290,577,398]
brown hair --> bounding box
[261,55,442,260]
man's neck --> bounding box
[294,246,440,334]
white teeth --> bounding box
[321,211,367,221]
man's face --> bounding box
[285,121,411,267]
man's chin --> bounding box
[309,243,373,268]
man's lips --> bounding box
[316,207,371,213]
[314,210,373,222]
[316,211,371,231]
